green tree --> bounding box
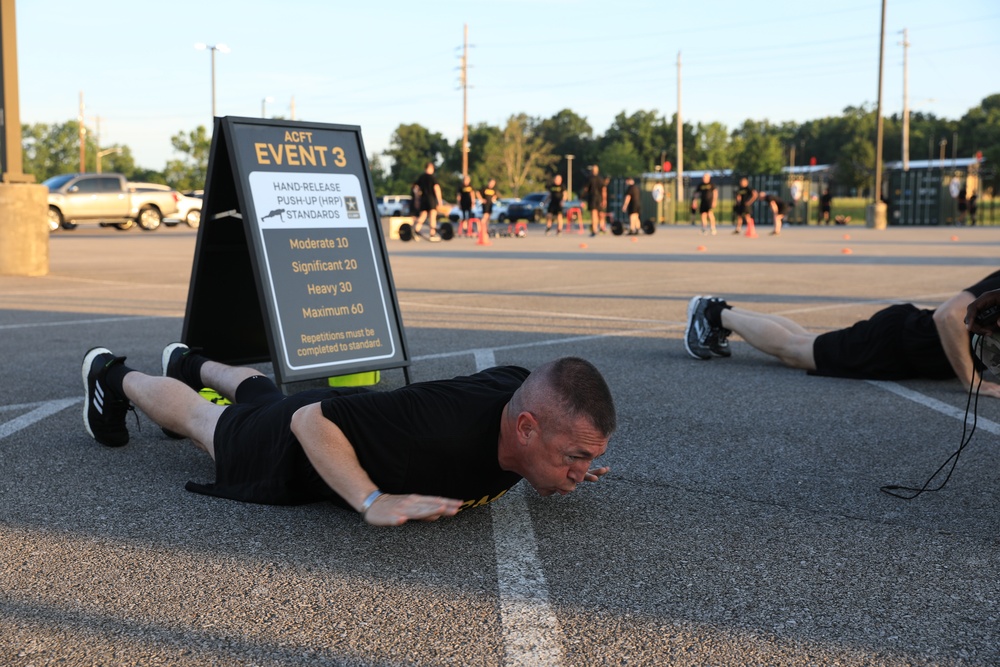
[601,110,671,172]
[383,123,450,196]
[731,120,784,175]
[535,109,597,185]
[691,121,731,170]
[957,94,1000,189]
[597,138,644,178]
[441,122,503,194]
[22,121,97,181]
[836,136,876,193]
[164,125,210,191]
[481,114,557,197]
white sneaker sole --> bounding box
[82,346,113,441]
[683,296,712,360]
[161,342,189,380]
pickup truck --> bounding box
[43,173,180,232]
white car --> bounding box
[377,195,412,217]
[167,191,202,229]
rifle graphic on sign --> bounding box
[261,209,286,223]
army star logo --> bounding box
[345,196,360,218]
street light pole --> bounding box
[261,96,274,118]
[565,154,574,197]
[194,43,229,122]
[96,147,121,174]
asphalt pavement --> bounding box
[1,221,999,666]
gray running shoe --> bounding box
[684,296,714,360]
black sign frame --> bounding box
[182,116,410,389]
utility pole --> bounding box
[676,51,683,205]
[460,24,469,181]
[900,28,910,171]
[78,90,85,173]
[290,95,296,120]
[0,0,31,182]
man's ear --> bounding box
[514,411,538,445]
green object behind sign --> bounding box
[328,371,380,387]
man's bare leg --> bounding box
[121,373,229,457]
[720,308,817,370]
[198,361,265,401]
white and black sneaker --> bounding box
[82,347,132,447]
[710,327,733,357]
[684,296,715,360]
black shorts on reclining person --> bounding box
[185,375,368,507]
[810,303,954,381]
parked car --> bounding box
[448,202,484,222]
[133,184,202,229]
[504,192,548,222]
[168,191,203,229]
[377,195,412,217]
[494,198,519,223]
[43,173,179,232]
[448,197,519,223]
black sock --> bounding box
[104,362,135,401]
[705,301,731,329]
[180,353,208,390]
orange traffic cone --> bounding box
[745,216,758,238]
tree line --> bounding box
[20,94,999,201]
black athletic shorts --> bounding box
[548,201,563,215]
[699,201,713,214]
[811,303,953,380]
[185,376,368,506]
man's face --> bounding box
[702,174,711,183]
[740,178,748,187]
[554,175,562,185]
[520,414,608,496]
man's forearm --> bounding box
[933,291,977,385]
[291,403,377,512]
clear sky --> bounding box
[17,0,1000,171]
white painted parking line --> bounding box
[0,398,79,440]
[473,349,563,666]
[867,380,1000,436]
[0,315,163,331]
[492,486,563,667]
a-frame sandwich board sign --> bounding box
[182,116,410,389]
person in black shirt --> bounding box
[458,175,475,222]
[733,177,757,235]
[760,192,787,235]
[693,173,718,235]
[480,178,499,240]
[545,174,567,235]
[82,349,617,526]
[582,165,606,237]
[621,177,642,235]
[819,188,833,225]
[682,271,1000,399]
[413,162,443,241]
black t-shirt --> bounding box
[696,182,715,205]
[584,175,604,208]
[820,193,833,211]
[548,183,564,211]
[764,194,786,214]
[625,184,641,213]
[416,172,439,210]
[903,270,1000,378]
[320,366,529,509]
[481,187,498,211]
[460,184,474,209]
[735,186,755,209]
